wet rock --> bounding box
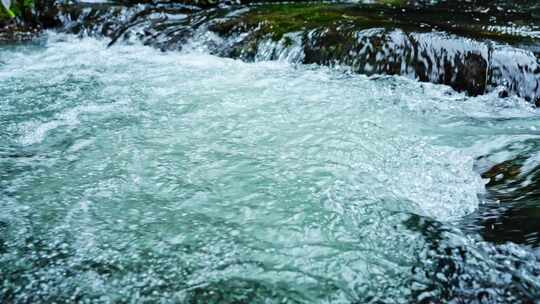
[469,139,540,247]
[0,21,41,43]
[34,0,62,28]
[406,214,540,303]
[0,0,49,43]
[301,28,491,96]
[25,1,540,104]
[54,3,220,50]
[478,139,540,204]
[490,46,540,103]
[203,4,540,101]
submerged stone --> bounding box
[468,139,540,247]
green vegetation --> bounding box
[376,0,406,6]
[0,7,15,21]
[209,2,540,45]
[237,4,393,40]
[247,4,343,40]
[0,0,34,22]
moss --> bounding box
[239,4,393,41]
[212,2,540,47]
[376,0,407,6]
[245,4,341,40]
[0,8,13,22]
[0,0,34,23]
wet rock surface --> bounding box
[406,214,540,303]
[0,0,47,43]
[0,22,41,43]
[468,139,540,247]
[44,1,540,103]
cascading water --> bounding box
[52,1,540,103]
[1,32,540,303]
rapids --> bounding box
[1,33,540,303]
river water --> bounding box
[1,33,540,303]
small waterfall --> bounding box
[47,2,540,104]
[254,32,304,62]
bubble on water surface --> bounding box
[1,33,539,303]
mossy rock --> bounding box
[210,4,400,41]
[244,3,540,44]
[42,1,540,102]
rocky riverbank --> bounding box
[32,1,540,104]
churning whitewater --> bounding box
[1,33,540,303]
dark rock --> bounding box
[0,21,41,43]
[406,214,540,303]
[301,28,491,96]
[14,1,540,104]
[201,4,540,101]
[467,139,540,247]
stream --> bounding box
[1,31,540,303]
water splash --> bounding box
[1,33,539,303]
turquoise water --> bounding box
[1,34,540,303]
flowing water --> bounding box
[1,33,540,303]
